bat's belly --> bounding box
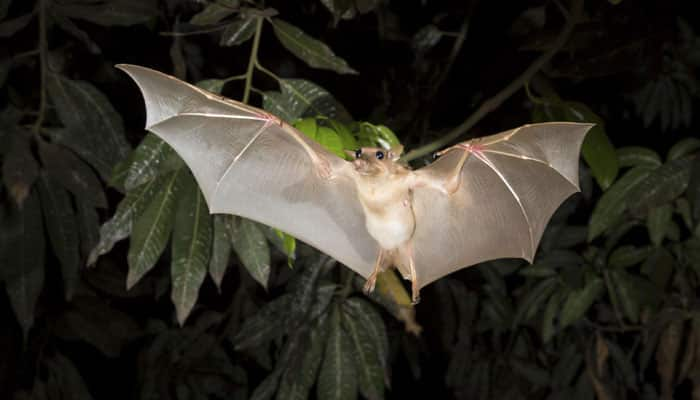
[363,205,415,250]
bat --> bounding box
[116,64,592,303]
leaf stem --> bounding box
[242,17,263,104]
[254,61,281,83]
[32,0,48,135]
[403,0,584,162]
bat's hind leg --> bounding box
[406,243,420,304]
[363,249,387,295]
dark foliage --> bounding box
[1,0,699,399]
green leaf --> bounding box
[343,298,389,369]
[647,204,673,246]
[110,133,180,192]
[608,245,652,268]
[628,156,694,215]
[88,173,170,266]
[209,215,231,291]
[588,166,654,241]
[47,73,130,180]
[171,175,212,325]
[38,141,107,208]
[343,302,384,400]
[512,277,558,327]
[53,0,158,26]
[278,321,327,400]
[195,79,226,94]
[559,277,604,329]
[0,12,33,37]
[127,169,184,288]
[190,0,239,25]
[317,306,357,400]
[2,133,39,206]
[38,174,80,300]
[48,353,93,400]
[229,218,271,289]
[231,293,294,349]
[608,270,656,323]
[519,264,557,277]
[667,137,700,161]
[220,17,257,46]
[3,191,45,339]
[302,124,345,158]
[616,146,662,168]
[75,199,99,259]
[270,18,357,75]
[264,79,351,123]
[356,122,401,149]
[542,288,566,342]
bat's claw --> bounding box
[363,275,377,295]
[316,159,333,180]
[411,281,421,305]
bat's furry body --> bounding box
[117,64,593,303]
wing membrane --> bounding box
[117,64,379,278]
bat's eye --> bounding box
[432,152,440,160]
[375,151,384,160]
[354,149,362,158]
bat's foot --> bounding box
[363,275,377,295]
[411,280,421,305]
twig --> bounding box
[32,0,48,135]
[403,0,584,162]
[242,17,263,104]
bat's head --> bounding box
[347,146,404,176]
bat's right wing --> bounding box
[117,64,379,278]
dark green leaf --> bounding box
[53,295,141,357]
[48,353,93,400]
[46,73,130,180]
[52,0,158,26]
[196,79,226,94]
[38,141,107,208]
[0,12,33,37]
[111,133,180,192]
[641,247,674,290]
[88,173,171,266]
[190,0,239,25]
[278,320,327,400]
[231,293,294,349]
[542,287,566,342]
[628,156,693,215]
[343,302,384,400]
[344,297,389,369]
[264,79,351,123]
[2,132,39,206]
[220,17,256,46]
[209,215,231,290]
[271,18,358,74]
[510,358,550,386]
[171,175,212,325]
[230,218,271,289]
[519,264,557,277]
[689,155,700,222]
[667,137,700,161]
[318,306,357,400]
[512,277,558,327]
[617,146,662,168]
[75,199,99,259]
[588,166,654,241]
[412,24,443,52]
[608,245,652,268]
[559,277,604,329]
[609,270,657,323]
[4,191,45,339]
[50,12,101,54]
[38,173,80,300]
[647,204,673,246]
[319,0,356,22]
[127,169,184,288]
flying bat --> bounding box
[117,64,592,303]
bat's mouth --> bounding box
[353,159,385,176]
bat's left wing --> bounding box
[411,123,593,288]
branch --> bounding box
[403,0,584,162]
[242,16,263,104]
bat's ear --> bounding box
[389,145,404,161]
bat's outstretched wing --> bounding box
[117,64,379,278]
[411,123,592,288]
